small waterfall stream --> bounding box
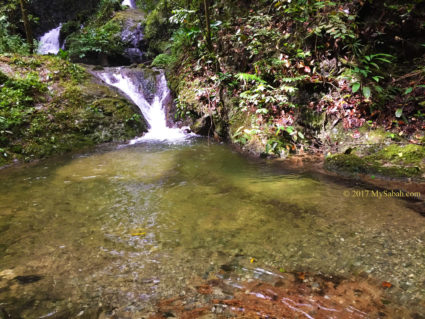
[99,68,194,143]
[37,24,62,55]
[37,3,191,143]
[122,0,136,8]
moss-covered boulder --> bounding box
[0,54,147,166]
[325,144,425,179]
[66,7,146,66]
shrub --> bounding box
[67,20,125,59]
[0,15,29,54]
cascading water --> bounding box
[99,68,194,143]
[122,0,136,8]
[37,24,62,55]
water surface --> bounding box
[0,140,424,317]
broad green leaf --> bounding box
[351,82,361,93]
[362,86,371,99]
[404,87,413,95]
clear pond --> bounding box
[0,140,424,317]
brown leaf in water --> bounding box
[382,281,392,288]
[297,272,306,280]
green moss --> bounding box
[325,152,423,178]
[367,144,425,165]
[113,9,145,22]
[151,53,176,68]
[325,154,369,174]
[0,54,147,166]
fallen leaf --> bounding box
[382,281,392,288]
[131,232,146,237]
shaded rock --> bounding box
[14,275,43,285]
[191,115,214,136]
[117,10,146,63]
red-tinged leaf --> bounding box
[304,66,311,73]
[382,281,392,288]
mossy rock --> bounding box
[367,144,425,165]
[0,55,147,166]
[325,152,423,179]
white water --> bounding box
[122,0,136,8]
[37,25,62,55]
[99,69,194,143]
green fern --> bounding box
[236,73,266,84]
[280,75,308,83]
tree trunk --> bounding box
[203,0,212,52]
[19,0,34,54]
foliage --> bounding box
[59,0,125,60]
[159,0,424,157]
[91,0,122,26]
[151,53,177,67]
[67,20,125,59]
[341,53,394,100]
[0,15,29,54]
[0,71,46,146]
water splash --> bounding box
[122,0,136,8]
[37,24,62,55]
[99,68,194,143]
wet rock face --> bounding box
[191,115,214,136]
[68,9,147,66]
[30,0,100,36]
[120,19,146,64]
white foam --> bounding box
[122,0,135,8]
[99,69,195,143]
[37,24,62,55]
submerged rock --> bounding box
[14,275,43,285]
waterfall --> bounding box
[99,68,194,143]
[37,25,62,55]
[122,0,136,8]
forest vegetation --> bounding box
[1,1,425,318]
[0,0,424,179]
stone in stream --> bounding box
[14,275,43,284]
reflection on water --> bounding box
[0,140,424,317]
